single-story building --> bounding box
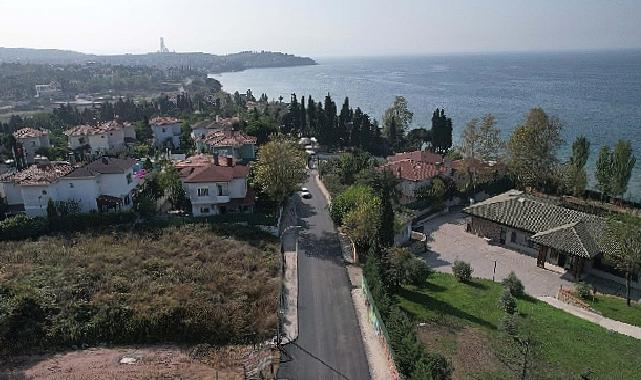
[465,190,640,290]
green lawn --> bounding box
[398,273,641,380]
[587,295,641,328]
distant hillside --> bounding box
[0,47,316,72]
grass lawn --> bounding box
[398,273,641,380]
[587,294,641,328]
[0,224,280,356]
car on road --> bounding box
[300,187,312,198]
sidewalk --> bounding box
[281,197,299,343]
[538,296,641,340]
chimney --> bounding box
[226,155,233,167]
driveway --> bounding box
[278,172,370,380]
[421,213,575,297]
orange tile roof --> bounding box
[388,150,443,165]
[150,116,181,126]
[64,121,133,137]
[200,130,257,147]
[380,159,448,182]
[1,162,74,185]
[178,164,249,183]
[13,128,49,139]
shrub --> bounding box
[406,258,432,287]
[576,282,593,300]
[452,260,472,282]
[502,271,524,297]
[411,352,453,380]
[498,288,517,315]
[329,185,378,225]
[499,313,519,337]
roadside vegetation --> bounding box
[0,224,280,356]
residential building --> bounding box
[150,116,182,148]
[380,150,451,204]
[195,130,257,162]
[64,121,136,156]
[13,128,51,164]
[174,154,254,217]
[190,116,240,139]
[0,157,139,218]
[465,190,640,290]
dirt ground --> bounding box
[0,345,278,380]
[418,323,505,380]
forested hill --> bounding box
[0,48,316,72]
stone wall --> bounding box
[468,216,502,241]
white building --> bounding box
[65,121,136,156]
[190,116,240,139]
[13,128,51,164]
[150,116,182,148]
[0,157,139,218]
[174,154,254,217]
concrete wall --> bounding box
[21,185,56,217]
[56,177,100,212]
[152,123,181,148]
[0,181,24,205]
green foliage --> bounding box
[576,282,593,300]
[460,114,504,161]
[416,178,447,207]
[159,164,191,211]
[388,248,432,289]
[570,136,591,169]
[253,138,307,204]
[595,145,613,199]
[46,198,57,219]
[610,139,636,197]
[135,119,153,143]
[0,225,279,355]
[452,260,472,282]
[502,271,524,297]
[507,107,564,190]
[498,288,518,314]
[406,258,432,287]
[430,108,453,154]
[329,185,377,224]
[499,313,519,337]
[601,216,641,305]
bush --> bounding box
[576,282,593,300]
[329,185,378,225]
[406,258,432,287]
[499,313,519,337]
[452,260,472,282]
[411,352,453,380]
[498,288,517,315]
[502,271,524,297]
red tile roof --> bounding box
[178,164,249,183]
[200,130,257,147]
[64,121,133,136]
[150,116,181,126]
[1,162,74,185]
[380,159,448,182]
[13,128,49,139]
[388,150,443,165]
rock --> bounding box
[119,357,137,365]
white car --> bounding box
[300,187,312,199]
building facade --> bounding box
[65,121,136,156]
[13,128,51,164]
[150,116,182,148]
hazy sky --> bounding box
[2,0,641,57]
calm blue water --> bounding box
[215,51,641,200]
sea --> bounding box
[212,50,641,200]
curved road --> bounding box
[278,172,370,380]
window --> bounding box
[126,174,132,184]
[510,231,517,243]
[162,128,166,133]
[197,188,209,197]
[200,207,210,214]
[31,141,36,146]
[217,184,223,196]
[42,190,47,195]
[69,183,74,188]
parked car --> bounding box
[300,187,312,199]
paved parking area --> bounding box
[421,213,575,297]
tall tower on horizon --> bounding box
[160,37,169,53]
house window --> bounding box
[162,128,166,133]
[217,184,223,196]
[197,188,209,197]
[126,173,132,184]
[32,141,36,146]
[42,190,47,195]
[200,207,210,214]
[69,183,74,188]
[510,231,517,243]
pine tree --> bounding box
[595,145,613,201]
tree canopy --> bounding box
[253,138,308,204]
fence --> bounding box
[361,276,402,380]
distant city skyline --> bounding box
[2,0,641,57]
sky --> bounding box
[1,0,641,57]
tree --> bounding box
[383,96,413,137]
[180,121,194,153]
[330,185,378,225]
[594,145,613,201]
[507,108,564,190]
[430,109,453,154]
[405,128,431,151]
[601,216,641,306]
[159,165,190,211]
[416,178,447,208]
[253,138,308,204]
[46,198,57,219]
[610,139,636,198]
[461,114,504,161]
[343,196,381,251]
[135,117,152,143]
[562,136,591,197]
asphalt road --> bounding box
[278,173,370,380]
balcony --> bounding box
[190,194,230,204]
